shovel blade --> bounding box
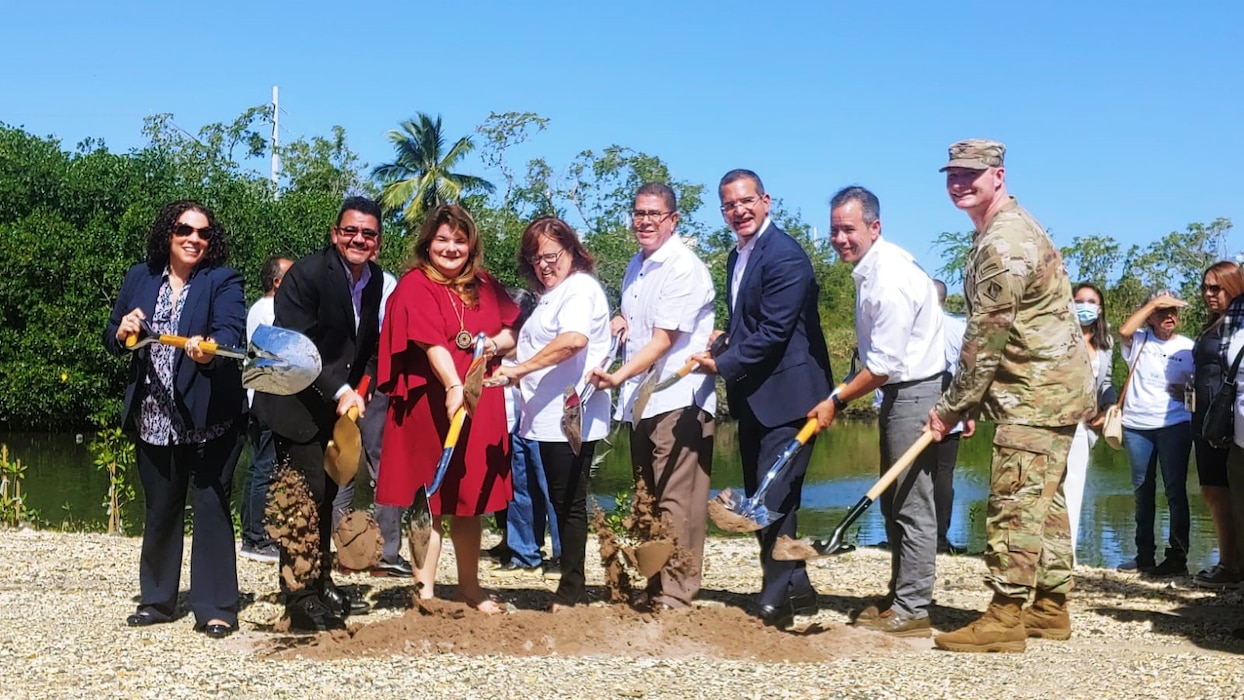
[561,385,583,455]
[324,406,362,486]
[242,325,322,396]
[631,366,658,422]
[406,487,432,570]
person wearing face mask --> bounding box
[1064,283,1116,562]
[1115,290,1195,578]
[1189,262,1243,588]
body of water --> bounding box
[0,421,1218,571]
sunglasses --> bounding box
[173,223,214,240]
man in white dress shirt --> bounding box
[808,186,946,637]
[590,182,716,609]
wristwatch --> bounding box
[830,392,847,411]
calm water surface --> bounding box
[0,422,1218,571]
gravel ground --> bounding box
[3,527,1244,699]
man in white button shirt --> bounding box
[589,182,716,609]
[808,186,946,637]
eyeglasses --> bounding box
[720,196,763,213]
[173,223,214,240]
[525,248,565,267]
[1202,284,1225,294]
[631,210,675,224]
[337,225,380,240]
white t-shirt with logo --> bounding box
[1120,328,1194,430]
[516,272,612,442]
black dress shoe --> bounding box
[125,611,162,627]
[320,584,371,616]
[790,589,819,616]
[373,557,414,578]
[287,597,346,633]
[200,623,234,639]
[757,602,795,629]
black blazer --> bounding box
[714,224,833,427]
[103,263,247,433]
[252,246,382,442]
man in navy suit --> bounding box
[694,170,834,627]
[252,196,384,631]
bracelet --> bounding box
[447,383,463,390]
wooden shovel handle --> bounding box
[125,332,220,355]
[864,431,936,501]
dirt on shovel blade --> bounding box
[707,488,763,532]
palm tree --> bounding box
[372,113,494,224]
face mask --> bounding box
[1075,301,1099,325]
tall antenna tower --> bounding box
[270,85,280,197]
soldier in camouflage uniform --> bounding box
[927,139,1096,653]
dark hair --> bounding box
[1203,260,1244,328]
[145,200,228,272]
[1073,282,1112,350]
[635,182,677,212]
[337,196,383,231]
[259,255,290,293]
[829,185,880,226]
[718,169,765,196]
[506,286,538,325]
[517,217,596,291]
[413,204,483,306]
[933,279,948,305]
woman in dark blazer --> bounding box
[103,200,247,639]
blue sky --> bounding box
[4,1,1241,281]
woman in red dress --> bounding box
[376,204,518,613]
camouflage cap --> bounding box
[939,139,1006,172]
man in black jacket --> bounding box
[253,196,384,631]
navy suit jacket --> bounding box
[103,262,247,433]
[715,224,833,427]
[252,246,382,442]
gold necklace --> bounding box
[445,287,474,350]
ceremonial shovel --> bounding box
[324,375,371,486]
[561,332,621,455]
[772,430,936,560]
[125,319,321,396]
[631,333,728,422]
[407,334,488,570]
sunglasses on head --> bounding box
[173,223,214,240]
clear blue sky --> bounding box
[4,1,1241,280]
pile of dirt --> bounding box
[772,535,821,561]
[259,598,908,663]
[265,463,319,593]
[592,481,691,601]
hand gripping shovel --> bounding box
[125,319,321,396]
[562,332,622,455]
[631,333,728,422]
[324,375,371,486]
[407,334,488,570]
[708,417,819,532]
[772,430,936,560]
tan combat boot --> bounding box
[933,594,1026,653]
[1022,591,1071,640]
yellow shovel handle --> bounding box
[444,407,467,449]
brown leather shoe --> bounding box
[934,594,1026,653]
[853,608,932,637]
[1022,591,1071,640]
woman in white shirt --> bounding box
[489,217,612,610]
[1116,290,1195,577]
[1065,283,1116,562]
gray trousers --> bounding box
[877,375,942,618]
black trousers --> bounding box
[539,440,597,606]
[275,434,338,603]
[935,433,961,545]
[134,421,243,626]
[737,407,816,608]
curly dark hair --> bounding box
[145,200,229,272]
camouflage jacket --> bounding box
[934,197,1095,427]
